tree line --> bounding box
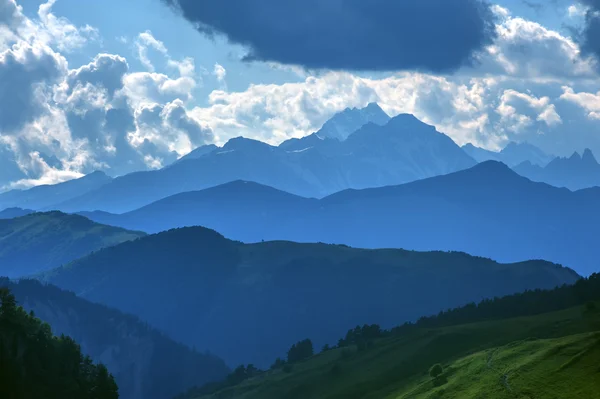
[0,287,119,399]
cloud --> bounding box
[473,12,597,80]
[496,89,562,132]
[122,71,197,107]
[162,99,213,147]
[63,53,129,98]
[190,72,500,146]
[0,0,23,33]
[37,0,100,52]
[213,62,227,90]
[0,41,66,132]
[568,3,587,17]
[162,0,497,72]
[129,100,211,167]
[560,86,600,119]
[213,62,226,81]
[135,30,168,71]
[0,139,26,187]
[0,2,152,186]
[6,150,83,189]
[168,56,195,77]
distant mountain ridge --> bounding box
[0,207,33,219]
[462,141,553,167]
[0,211,145,278]
[514,148,600,190]
[82,161,600,276]
[0,171,112,211]
[49,105,475,213]
[41,225,578,368]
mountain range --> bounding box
[0,171,112,211]
[462,141,553,167]
[0,207,33,219]
[514,148,600,190]
[0,212,145,278]
[6,106,592,216]
[2,278,229,399]
[38,105,476,213]
[40,225,578,367]
[82,161,600,276]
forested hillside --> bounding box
[1,279,229,399]
[0,286,118,399]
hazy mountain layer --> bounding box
[0,212,145,278]
[514,149,600,190]
[83,161,599,276]
[0,171,112,211]
[41,226,578,367]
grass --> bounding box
[392,332,600,399]
[193,303,600,399]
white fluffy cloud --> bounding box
[37,0,100,52]
[0,0,205,188]
[472,11,597,80]
[496,89,562,133]
[122,71,196,107]
[560,87,600,119]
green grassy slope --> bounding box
[393,332,600,399]
[0,211,145,278]
[191,303,600,399]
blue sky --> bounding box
[1,0,600,189]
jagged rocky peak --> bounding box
[317,102,391,141]
[569,151,582,161]
[581,148,598,165]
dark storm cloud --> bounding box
[162,0,497,73]
[578,0,600,61]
